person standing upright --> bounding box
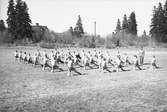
[138,47,145,65]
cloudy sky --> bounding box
[0,0,165,36]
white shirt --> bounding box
[22,54,26,59]
[43,56,47,64]
[116,57,121,66]
[50,56,55,66]
[151,57,156,64]
[68,59,73,68]
[101,59,107,67]
[14,52,18,57]
[133,57,138,65]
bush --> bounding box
[14,38,33,46]
[0,30,13,43]
[105,36,116,49]
[76,35,95,48]
[105,32,151,48]
[38,42,56,49]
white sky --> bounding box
[0,0,166,36]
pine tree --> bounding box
[150,6,158,39]
[15,0,33,40]
[0,20,6,31]
[21,2,33,40]
[162,0,167,42]
[115,19,121,33]
[122,14,128,33]
[6,0,17,40]
[150,3,164,42]
[74,15,84,37]
[15,0,23,39]
[128,12,137,35]
[157,3,164,42]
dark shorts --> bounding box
[152,63,156,66]
[117,64,122,68]
[68,67,74,72]
[103,65,107,69]
[15,55,18,58]
[135,62,139,67]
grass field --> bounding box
[0,46,167,112]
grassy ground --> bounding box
[0,46,167,112]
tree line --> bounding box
[6,0,33,42]
[0,0,167,47]
[150,0,167,42]
[115,12,137,36]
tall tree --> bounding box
[115,19,121,33]
[0,20,6,31]
[122,14,128,33]
[6,0,17,40]
[162,0,167,42]
[21,2,33,40]
[15,0,23,40]
[128,12,137,35]
[15,0,33,40]
[74,15,84,37]
[150,3,164,42]
[150,6,158,39]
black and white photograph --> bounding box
[0,0,167,111]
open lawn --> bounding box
[0,46,167,112]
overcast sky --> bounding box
[0,0,166,36]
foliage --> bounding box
[150,1,167,42]
[0,20,6,31]
[128,12,137,35]
[38,42,56,49]
[115,19,121,33]
[95,35,105,46]
[73,15,84,37]
[122,14,128,33]
[105,35,117,49]
[76,35,96,48]
[6,0,17,42]
[6,0,33,42]
[15,0,33,40]
[32,25,45,42]
[0,30,11,43]
[104,32,153,48]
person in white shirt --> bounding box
[122,53,132,65]
[138,47,145,65]
[18,51,23,62]
[42,54,48,70]
[22,52,27,63]
[98,55,103,70]
[50,55,56,72]
[150,56,158,69]
[33,53,38,67]
[101,58,111,73]
[26,53,31,63]
[14,50,19,61]
[115,56,125,72]
[67,57,81,76]
[133,55,142,70]
[83,54,90,70]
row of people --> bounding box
[14,48,158,76]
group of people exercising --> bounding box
[14,47,158,76]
